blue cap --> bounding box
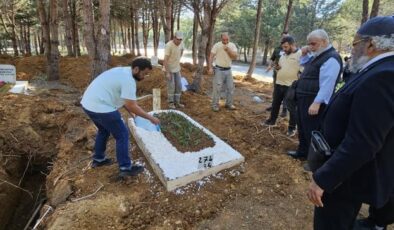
[357,15,394,37]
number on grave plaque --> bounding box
[198,155,213,169]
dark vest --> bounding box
[296,47,343,98]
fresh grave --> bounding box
[128,110,244,191]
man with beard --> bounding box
[306,16,394,229]
[263,36,301,137]
[81,57,160,178]
[266,31,289,117]
[287,29,342,160]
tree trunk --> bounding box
[142,8,149,57]
[262,38,270,65]
[61,0,74,56]
[243,47,247,63]
[361,0,369,24]
[245,0,263,79]
[152,5,160,57]
[120,21,127,54]
[159,0,172,43]
[37,0,50,56]
[18,23,25,55]
[81,0,111,80]
[10,1,19,56]
[26,25,31,55]
[34,32,39,55]
[188,1,211,93]
[130,1,136,56]
[95,0,110,78]
[370,0,380,19]
[38,29,44,54]
[48,0,60,80]
[134,11,141,56]
[283,0,293,33]
[192,11,198,65]
[71,0,80,56]
[176,1,181,31]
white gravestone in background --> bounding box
[0,64,16,83]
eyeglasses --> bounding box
[352,38,369,47]
[308,42,318,46]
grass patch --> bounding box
[155,112,215,153]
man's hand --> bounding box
[301,46,309,56]
[308,102,321,115]
[149,116,160,125]
[307,178,324,207]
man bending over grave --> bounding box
[81,57,160,178]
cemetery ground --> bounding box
[0,54,375,230]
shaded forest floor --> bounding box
[0,54,374,230]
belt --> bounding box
[215,65,231,71]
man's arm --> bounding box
[124,99,160,125]
[308,58,340,115]
[224,46,237,60]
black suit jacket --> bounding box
[313,54,394,208]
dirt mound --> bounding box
[0,55,327,230]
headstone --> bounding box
[0,65,16,83]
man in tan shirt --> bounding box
[263,36,301,136]
[163,31,184,109]
[208,32,238,112]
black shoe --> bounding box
[265,106,272,112]
[287,151,306,160]
[91,158,113,168]
[119,165,144,177]
[262,119,276,126]
[280,109,288,117]
[353,217,387,230]
[287,128,296,137]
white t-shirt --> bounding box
[211,42,238,68]
[81,67,137,113]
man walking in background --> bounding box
[208,32,238,112]
[163,31,184,109]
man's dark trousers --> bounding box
[314,184,362,230]
[296,96,325,156]
[269,84,296,129]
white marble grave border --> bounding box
[128,110,244,191]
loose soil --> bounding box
[155,112,215,153]
[0,55,383,230]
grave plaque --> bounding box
[0,65,16,83]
